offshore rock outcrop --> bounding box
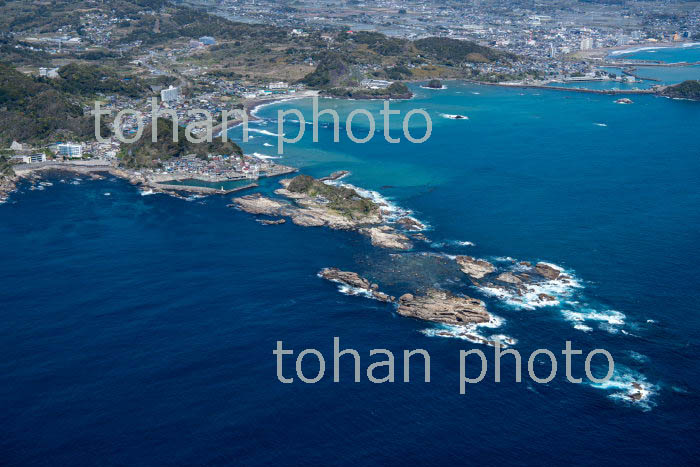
[455,256,496,280]
[319,268,394,302]
[359,226,413,250]
[233,174,416,250]
[232,193,288,216]
[397,289,491,325]
[319,268,492,326]
[534,262,562,280]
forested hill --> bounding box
[0,62,97,146]
[661,80,700,100]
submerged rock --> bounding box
[627,382,650,402]
[257,218,286,225]
[319,170,350,181]
[397,289,490,325]
[455,256,496,279]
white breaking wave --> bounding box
[248,128,282,137]
[480,271,583,311]
[263,142,274,147]
[421,314,516,348]
[431,240,475,249]
[492,256,516,262]
[450,240,476,247]
[610,46,667,56]
[317,272,377,301]
[561,307,626,333]
[588,366,658,411]
[594,123,608,127]
[440,113,469,120]
[251,152,281,160]
[628,350,649,363]
[250,95,309,118]
[324,180,424,226]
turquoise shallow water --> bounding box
[1,79,699,465]
[611,43,700,63]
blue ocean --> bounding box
[2,78,699,463]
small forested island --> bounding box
[324,82,412,100]
[425,79,444,89]
[661,80,700,100]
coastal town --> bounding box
[2,0,699,205]
[2,1,695,444]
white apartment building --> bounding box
[58,143,83,158]
[160,85,180,102]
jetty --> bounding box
[155,182,258,195]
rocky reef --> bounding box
[397,289,490,325]
[359,226,413,250]
[319,267,492,326]
[455,256,496,280]
[456,257,573,308]
[319,268,394,302]
[257,218,286,225]
[233,173,421,250]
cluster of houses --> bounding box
[8,142,86,165]
[157,154,260,180]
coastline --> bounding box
[8,160,297,198]
[212,90,320,136]
[573,40,700,61]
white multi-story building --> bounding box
[268,81,289,90]
[580,37,594,50]
[58,143,82,158]
[360,79,392,89]
[39,67,60,78]
[160,85,180,103]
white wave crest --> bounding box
[324,180,423,225]
[421,314,515,347]
[251,152,281,160]
[248,128,282,137]
[588,366,657,411]
[440,113,469,120]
